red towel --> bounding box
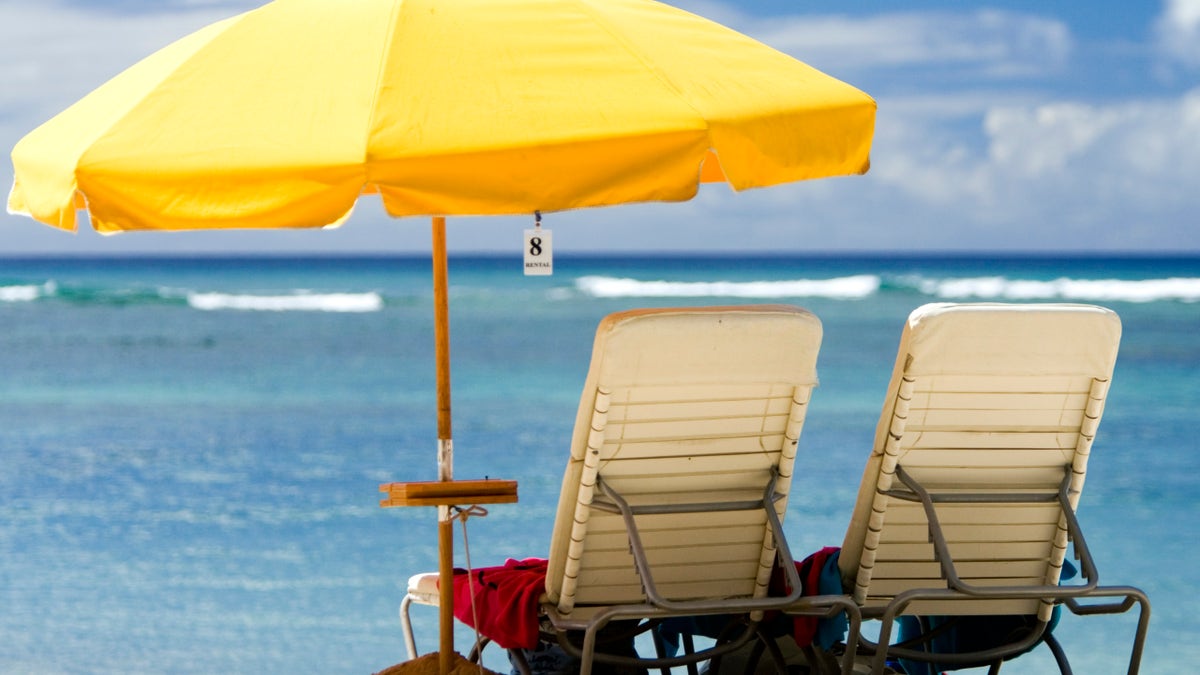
[450,558,549,650]
[772,546,842,647]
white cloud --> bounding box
[672,3,1073,81]
[851,88,1200,248]
[1155,0,1200,67]
[985,103,1129,176]
[758,10,1072,78]
[983,89,1200,198]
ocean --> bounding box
[0,254,1196,674]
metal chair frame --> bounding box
[852,465,1150,675]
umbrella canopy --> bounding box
[8,0,874,233]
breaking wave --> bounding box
[917,276,1200,303]
[186,292,383,312]
[0,281,384,312]
[574,275,881,299]
[0,281,55,302]
[572,274,1200,303]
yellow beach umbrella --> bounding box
[11,0,873,231]
[8,0,875,670]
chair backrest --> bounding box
[545,305,823,615]
[838,303,1121,620]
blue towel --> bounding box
[811,551,848,649]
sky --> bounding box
[1,0,1198,255]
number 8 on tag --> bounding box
[524,228,553,276]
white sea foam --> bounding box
[923,276,1200,303]
[187,291,383,312]
[575,274,880,299]
[0,281,55,302]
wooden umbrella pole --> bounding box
[432,216,455,674]
[433,216,453,478]
[437,516,453,675]
[374,217,514,673]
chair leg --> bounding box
[763,629,792,667]
[508,647,534,675]
[758,632,788,675]
[580,621,602,675]
[803,643,847,675]
[649,624,674,675]
[870,610,899,674]
[683,632,700,675]
[467,637,493,665]
[399,595,418,660]
[1063,586,1151,675]
[1042,632,1073,675]
[738,639,767,675]
[800,645,820,675]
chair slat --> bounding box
[604,416,790,443]
[897,430,1084,450]
[906,408,1085,429]
[608,395,793,422]
[897,447,1074,469]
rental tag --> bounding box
[524,224,552,276]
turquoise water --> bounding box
[0,254,1196,673]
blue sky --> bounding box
[2,0,1198,255]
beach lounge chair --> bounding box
[833,303,1150,674]
[400,304,861,675]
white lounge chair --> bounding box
[401,305,860,675]
[834,303,1150,674]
